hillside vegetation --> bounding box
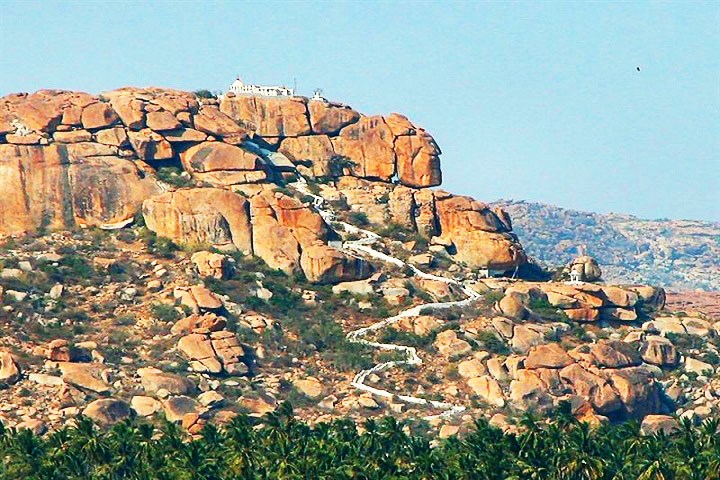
[0,86,719,476]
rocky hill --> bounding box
[496,200,720,291]
[0,87,718,438]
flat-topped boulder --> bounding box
[83,399,132,426]
[180,142,268,186]
[138,367,196,396]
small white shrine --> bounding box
[229,77,294,97]
[478,268,505,279]
[311,88,327,102]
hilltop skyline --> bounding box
[1,0,718,220]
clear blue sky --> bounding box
[2,1,718,220]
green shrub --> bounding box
[57,308,90,323]
[194,89,216,99]
[324,340,374,372]
[156,166,194,188]
[378,328,433,349]
[151,303,182,322]
[272,186,294,197]
[703,350,720,366]
[528,298,568,322]
[476,330,510,355]
[139,230,179,259]
[33,254,99,288]
[328,155,358,177]
[483,290,505,305]
[347,211,370,226]
[116,314,137,326]
[666,332,706,351]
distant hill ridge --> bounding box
[496,200,720,291]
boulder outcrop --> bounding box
[332,116,396,181]
[300,243,372,284]
[308,101,360,135]
[332,180,527,272]
[142,188,253,253]
[278,135,335,177]
[0,87,252,236]
[519,342,665,419]
[0,86,523,280]
[433,192,525,270]
[191,251,233,280]
[219,95,442,188]
[499,282,666,322]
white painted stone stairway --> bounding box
[290,177,483,419]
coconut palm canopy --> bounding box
[2,403,719,480]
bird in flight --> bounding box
[636,66,641,72]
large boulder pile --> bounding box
[322,177,526,271]
[499,283,666,322]
[0,86,525,277]
[142,187,370,283]
[0,87,237,234]
[509,341,667,420]
[221,96,441,188]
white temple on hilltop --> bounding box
[228,77,295,97]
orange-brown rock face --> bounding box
[0,85,523,280]
[250,190,327,274]
[332,116,396,181]
[101,87,200,132]
[220,95,310,138]
[127,129,174,161]
[0,143,159,234]
[0,87,255,236]
[180,142,268,186]
[452,231,526,271]
[278,135,335,177]
[335,182,524,271]
[395,132,442,188]
[1,90,83,133]
[81,102,120,130]
[429,191,526,270]
[247,190,372,281]
[308,101,360,135]
[300,243,372,284]
[193,106,248,144]
[216,95,442,187]
[500,281,665,322]
[250,194,302,275]
[142,188,253,253]
[435,193,511,234]
[515,340,665,419]
[102,87,247,145]
[389,113,442,188]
